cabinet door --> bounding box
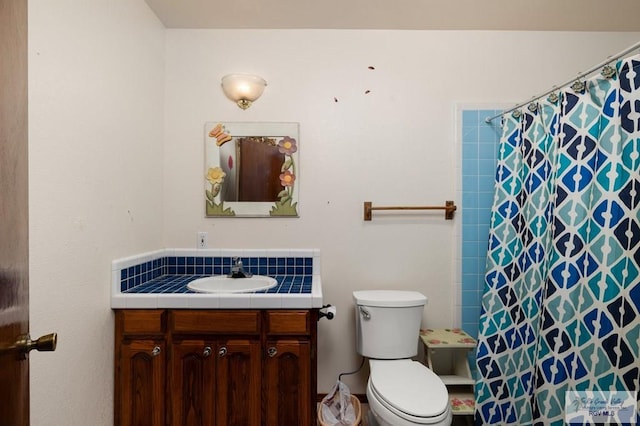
[264,340,311,426]
[170,340,216,426]
[117,340,165,426]
[215,339,262,426]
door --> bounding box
[0,0,30,423]
[118,340,166,426]
[215,339,261,426]
[170,340,215,426]
[1,2,57,424]
[264,340,311,426]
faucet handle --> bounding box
[228,256,252,278]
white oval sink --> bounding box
[187,275,278,293]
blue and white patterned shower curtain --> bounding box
[475,54,640,425]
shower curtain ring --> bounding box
[547,92,559,104]
[527,102,538,113]
[512,109,522,119]
[571,80,586,94]
[601,64,616,79]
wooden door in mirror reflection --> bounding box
[238,139,284,202]
[0,0,30,423]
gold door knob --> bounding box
[0,333,57,359]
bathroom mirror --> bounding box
[204,122,299,217]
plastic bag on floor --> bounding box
[320,380,357,426]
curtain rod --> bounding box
[484,39,640,124]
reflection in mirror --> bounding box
[204,122,299,217]
[219,137,284,202]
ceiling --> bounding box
[145,0,640,31]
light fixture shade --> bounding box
[221,73,267,109]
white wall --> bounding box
[28,0,165,424]
[26,6,640,423]
[163,30,640,394]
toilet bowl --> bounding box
[353,290,452,426]
[366,359,452,426]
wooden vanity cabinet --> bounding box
[114,309,318,426]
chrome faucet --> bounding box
[229,257,253,278]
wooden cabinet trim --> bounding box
[170,310,260,334]
[116,309,166,335]
[265,310,310,335]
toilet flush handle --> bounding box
[359,307,371,320]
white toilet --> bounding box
[353,290,452,426]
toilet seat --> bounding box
[368,359,450,425]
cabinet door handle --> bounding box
[267,347,278,358]
[218,346,227,357]
[203,346,212,357]
[151,346,161,357]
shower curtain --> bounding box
[475,54,640,425]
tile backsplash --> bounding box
[113,249,320,293]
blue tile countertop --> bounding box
[111,249,323,309]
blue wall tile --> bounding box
[462,110,480,126]
[461,109,501,340]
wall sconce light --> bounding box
[221,73,267,110]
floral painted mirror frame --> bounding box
[204,122,299,217]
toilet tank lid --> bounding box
[353,290,427,307]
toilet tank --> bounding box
[353,290,427,359]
